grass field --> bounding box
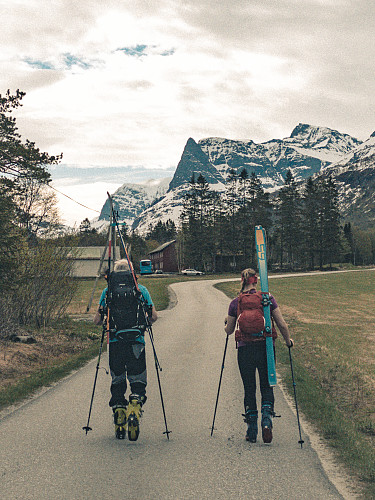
[216,270,375,499]
[0,319,101,410]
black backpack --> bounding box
[106,271,146,335]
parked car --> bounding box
[154,269,163,274]
[181,268,204,276]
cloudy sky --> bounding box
[1,0,374,225]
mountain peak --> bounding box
[290,123,337,140]
[288,123,361,155]
[168,137,223,190]
[290,123,315,138]
[99,125,367,234]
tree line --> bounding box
[177,169,372,272]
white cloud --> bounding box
[52,180,121,227]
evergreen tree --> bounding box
[0,180,25,292]
[180,174,216,270]
[319,177,342,269]
[180,175,202,268]
[223,169,240,269]
[302,177,320,269]
[237,171,273,268]
[275,170,302,269]
[343,222,355,264]
[146,219,177,244]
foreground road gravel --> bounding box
[0,279,349,499]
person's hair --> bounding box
[240,268,257,293]
[113,259,131,272]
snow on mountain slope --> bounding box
[98,124,372,234]
[98,177,171,225]
[317,131,375,226]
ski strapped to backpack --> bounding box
[255,225,277,387]
[107,192,171,439]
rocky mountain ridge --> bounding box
[319,133,375,226]
[98,124,375,233]
[96,177,171,228]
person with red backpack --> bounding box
[225,268,293,444]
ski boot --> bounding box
[126,394,144,441]
[243,409,258,443]
[261,402,274,443]
[113,404,128,440]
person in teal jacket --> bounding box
[94,259,157,410]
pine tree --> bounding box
[146,219,176,244]
[302,177,320,269]
[223,169,240,269]
[275,170,302,269]
[180,174,213,270]
[319,177,342,269]
[237,171,273,268]
[343,222,355,264]
[0,89,61,291]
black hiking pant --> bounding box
[108,339,147,407]
[237,341,275,412]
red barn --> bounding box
[149,240,178,273]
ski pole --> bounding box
[211,335,229,436]
[147,321,171,439]
[288,346,304,448]
[82,324,108,434]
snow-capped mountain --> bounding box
[99,124,375,233]
[97,177,171,226]
[132,184,188,234]
[318,131,375,226]
[168,123,361,192]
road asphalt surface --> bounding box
[0,279,350,499]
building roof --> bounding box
[64,246,120,259]
[149,240,176,254]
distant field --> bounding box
[216,270,375,499]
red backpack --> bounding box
[235,291,277,343]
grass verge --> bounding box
[215,270,375,499]
[0,319,102,411]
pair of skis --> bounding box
[255,225,277,387]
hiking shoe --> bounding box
[113,405,127,440]
[261,403,273,444]
[126,394,143,441]
[243,409,258,443]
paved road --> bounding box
[0,280,347,499]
